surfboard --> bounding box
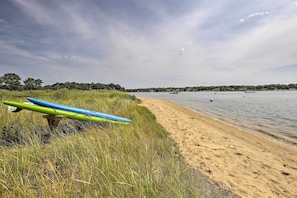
[26,97,132,123]
[3,101,129,124]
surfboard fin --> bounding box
[13,108,23,112]
[10,102,34,112]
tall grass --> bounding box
[0,89,229,197]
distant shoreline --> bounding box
[140,98,297,197]
[127,83,297,92]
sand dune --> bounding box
[140,98,297,198]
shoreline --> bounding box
[191,106,297,151]
[139,98,297,198]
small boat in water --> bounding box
[170,90,179,94]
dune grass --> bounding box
[0,89,228,197]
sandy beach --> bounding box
[140,98,297,198]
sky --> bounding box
[0,0,297,88]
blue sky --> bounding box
[0,0,297,88]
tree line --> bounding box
[0,73,125,91]
[127,84,297,92]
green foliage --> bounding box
[23,77,43,90]
[0,73,22,91]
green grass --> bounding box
[0,89,229,197]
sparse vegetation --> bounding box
[0,89,230,197]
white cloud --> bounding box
[239,11,271,23]
[247,11,270,18]
[239,18,245,23]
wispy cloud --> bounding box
[239,11,270,23]
[10,0,56,25]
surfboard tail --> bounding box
[7,102,34,113]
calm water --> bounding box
[134,91,297,146]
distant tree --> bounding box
[288,84,297,90]
[0,75,3,89]
[2,73,22,90]
[108,83,124,91]
[80,83,91,90]
[51,82,64,90]
[23,77,43,90]
[34,79,43,87]
[92,83,106,89]
[23,78,35,90]
[63,82,72,89]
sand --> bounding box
[140,98,297,198]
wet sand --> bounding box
[140,98,297,198]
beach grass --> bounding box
[0,89,226,197]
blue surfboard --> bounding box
[26,97,131,123]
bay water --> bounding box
[134,91,297,146]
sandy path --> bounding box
[140,98,297,198]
